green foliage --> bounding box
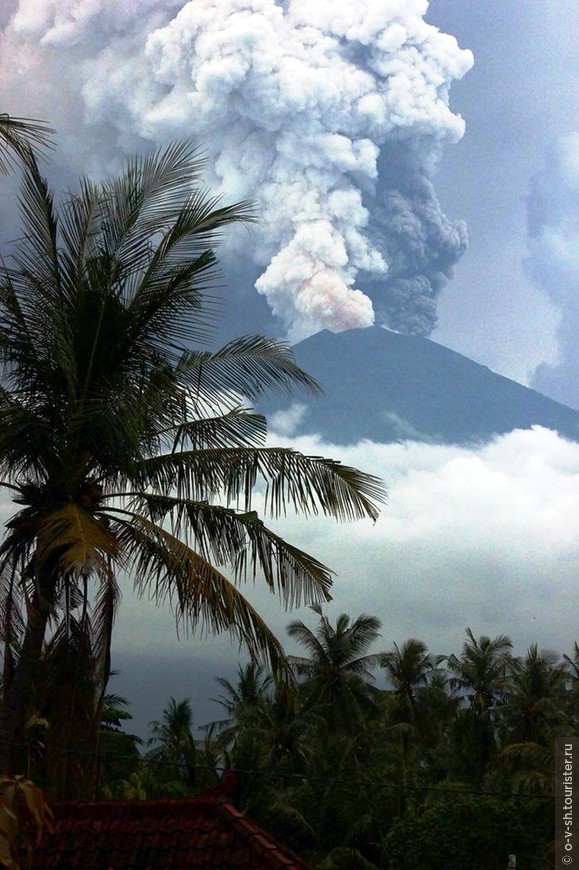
[0,775,53,869]
[97,626,576,868]
[317,847,380,870]
[502,645,570,745]
[147,698,197,790]
[382,793,552,869]
[287,605,382,730]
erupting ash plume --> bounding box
[1,0,472,340]
[527,134,579,410]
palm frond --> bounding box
[58,177,106,306]
[126,191,253,311]
[138,446,385,521]
[177,335,321,405]
[37,504,121,575]
[169,407,267,451]
[0,114,54,173]
[14,155,61,302]
[124,493,332,607]
[0,400,58,481]
[0,555,25,694]
[91,573,121,693]
[286,621,329,666]
[96,141,206,266]
[111,513,290,676]
[91,142,254,351]
[0,272,47,400]
[345,615,382,657]
[342,654,382,680]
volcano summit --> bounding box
[261,326,579,445]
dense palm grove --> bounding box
[0,121,572,869]
[25,615,574,869]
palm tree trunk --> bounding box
[89,580,115,799]
[0,567,53,774]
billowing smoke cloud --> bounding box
[527,134,579,410]
[0,0,472,341]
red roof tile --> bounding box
[32,796,310,869]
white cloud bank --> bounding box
[112,425,579,664]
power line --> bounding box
[16,744,554,800]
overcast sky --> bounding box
[426,0,579,408]
[1,1,578,735]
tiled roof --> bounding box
[33,795,310,869]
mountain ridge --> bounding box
[260,326,579,445]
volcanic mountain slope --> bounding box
[260,326,579,445]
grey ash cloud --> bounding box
[364,144,468,334]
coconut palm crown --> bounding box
[446,628,513,713]
[287,605,382,725]
[380,638,442,723]
[0,142,384,770]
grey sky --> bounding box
[426,0,579,402]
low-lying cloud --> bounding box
[112,425,578,668]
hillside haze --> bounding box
[262,326,579,445]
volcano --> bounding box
[261,326,579,445]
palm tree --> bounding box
[563,641,579,729]
[254,680,314,771]
[207,662,278,807]
[209,662,273,742]
[0,113,53,172]
[147,697,197,791]
[445,628,513,785]
[502,645,568,745]
[563,641,579,683]
[93,690,142,800]
[379,638,444,806]
[446,628,513,713]
[0,142,384,773]
[380,638,441,724]
[498,645,569,793]
[287,605,382,729]
[33,609,104,797]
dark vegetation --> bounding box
[23,618,574,869]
